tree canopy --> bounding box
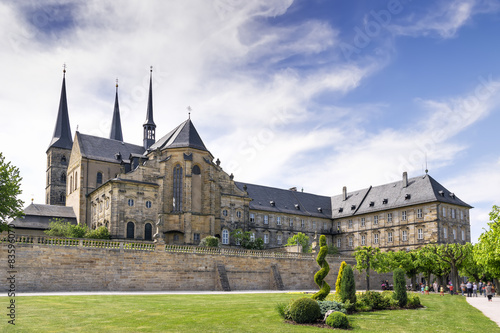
[353,246,380,290]
[285,232,311,253]
[0,153,24,232]
[474,205,500,279]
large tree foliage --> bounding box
[429,243,471,290]
[286,232,311,253]
[45,218,110,239]
[376,250,421,289]
[474,205,500,279]
[0,153,24,231]
[353,246,380,291]
[230,228,264,250]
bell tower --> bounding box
[143,66,156,150]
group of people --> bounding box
[415,280,496,301]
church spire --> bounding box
[143,66,156,150]
[109,79,123,141]
[48,65,73,151]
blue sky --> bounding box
[0,0,499,243]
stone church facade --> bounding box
[44,69,472,252]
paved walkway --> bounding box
[466,295,500,327]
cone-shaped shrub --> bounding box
[340,264,356,304]
[393,267,407,307]
[335,261,347,292]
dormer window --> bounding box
[317,207,322,213]
[294,204,300,210]
[438,190,445,197]
[338,208,343,213]
[351,205,356,210]
[405,194,411,200]
[383,199,388,204]
[449,193,455,199]
[369,201,374,207]
[270,201,275,207]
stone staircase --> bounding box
[271,264,285,290]
[216,263,231,291]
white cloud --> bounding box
[390,0,499,38]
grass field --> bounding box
[2,293,499,332]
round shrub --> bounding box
[289,297,321,324]
[326,311,350,329]
[406,293,421,308]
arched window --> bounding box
[145,223,152,241]
[173,165,183,212]
[96,172,103,185]
[192,165,201,175]
[61,173,66,183]
[59,192,65,204]
[126,222,135,239]
[74,171,78,189]
[61,156,67,164]
[222,229,229,245]
[69,175,73,193]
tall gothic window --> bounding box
[145,223,152,241]
[126,222,135,239]
[96,172,103,185]
[61,156,66,164]
[173,165,183,212]
[61,173,66,183]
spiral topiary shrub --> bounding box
[326,311,350,329]
[312,235,330,301]
[289,297,321,324]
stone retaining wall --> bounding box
[0,235,391,292]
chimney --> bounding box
[403,172,408,188]
[342,186,347,201]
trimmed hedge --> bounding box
[339,264,356,304]
[289,297,321,324]
[393,268,408,307]
[326,311,350,329]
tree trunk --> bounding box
[366,258,371,291]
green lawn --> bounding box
[1,293,498,332]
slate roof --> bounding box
[144,70,155,126]
[48,73,73,151]
[331,174,472,219]
[77,132,144,164]
[9,204,77,230]
[149,119,208,152]
[235,182,332,219]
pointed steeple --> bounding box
[109,79,123,141]
[48,66,73,151]
[143,66,156,150]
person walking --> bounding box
[485,282,494,301]
[439,285,444,296]
[478,281,483,296]
[433,281,438,293]
[473,282,478,297]
[460,282,466,296]
[449,283,454,295]
[467,281,473,297]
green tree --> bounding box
[84,226,111,239]
[199,236,220,247]
[286,232,310,253]
[339,264,356,304]
[416,245,443,285]
[353,246,381,291]
[393,267,407,307]
[375,250,420,290]
[430,243,471,290]
[474,205,500,279]
[0,153,24,232]
[230,229,264,250]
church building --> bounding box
[44,68,472,252]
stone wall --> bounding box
[0,236,391,293]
